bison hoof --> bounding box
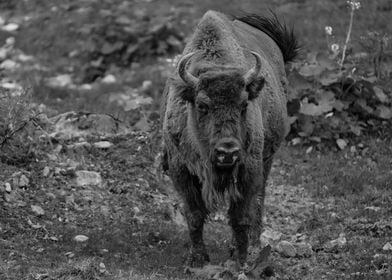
[186,248,210,267]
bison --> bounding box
[161,10,299,267]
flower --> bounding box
[325,26,333,36]
[331,43,340,53]
[347,0,361,10]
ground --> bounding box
[0,0,392,279]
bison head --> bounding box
[177,52,265,170]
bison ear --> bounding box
[246,76,265,100]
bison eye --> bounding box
[197,103,209,115]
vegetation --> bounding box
[0,0,391,279]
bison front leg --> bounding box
[171,170,209,267]
[228,176,262,266]
[184,203,210,267]
[229,200,253,266]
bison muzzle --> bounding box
[161,10,299,267]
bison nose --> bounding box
[214,139,241,168]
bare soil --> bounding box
[0,0,392,279]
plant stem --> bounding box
[340,7,355,69]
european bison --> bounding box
[161,10,299,267]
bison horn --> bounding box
[244,51,262,85]
[178,52,199,87]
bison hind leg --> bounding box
[186,245,210,267]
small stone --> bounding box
[324,233,346,251]
[99,262,107,274]
[65,251,75,258]
[365,206,381,212]
[260,228,282,244]
[0,59,18,69]
[47,74,73,88]
[75,170,102,186]
[42,166,50,177]
[79,84,92,90]
[295,242,313,257]
[101,74,116,84]
[336,139,347,150]
[50,236,59,241]
[5,37,15,45]
[19,174,29,187]
[2,23,19,32]
[5,182,11,193]
[17,53,34,62]
[382,242,392,251]
[93,141,113,149]
[0,48,7,60]
[67,141,91,150]
[141,80,152,91]
[74,235,89,242]
[276,240,297,257]
[31,205,45,216]
[238,272,248,280]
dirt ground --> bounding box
[0,0,392,279]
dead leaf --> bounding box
[382,242,392,251]
[31,205,45,216]
[373,86,388,103]
[374,105,392,119]
[74,235,89,242]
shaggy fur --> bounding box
[161,10,298,267]
[235,13,300,63]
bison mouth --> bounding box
[213,151,240,169]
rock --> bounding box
[79,84,93,90]
[336,139,347,150]
[42,166,50,177]
[65,251,75,258]
[238,272,248,280]
[74,235,89,242]
[0,48,8,60]
[5,37,15,45]
[99,262,107,274]
[31,205,45,216]
[382,242,392,251]
[5,182,11,193]
[1,23,19,32]
[188,264,224,279]
[67,141,91,151]
[0,59,18,69]
[324,233,347,251]
[276,240,296,257]
[142,80,152,90]
[50,111,131,140]
[46,74,73,88]
[75,170,102,186]
[365,206,381,212]
[295,242,313,257]
[19,174,29,187]
[101,74,116,84]
[93,141,113,149]
[260,228,282,246]
[17,53,34,62]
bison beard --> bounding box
[201,158,242,211]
